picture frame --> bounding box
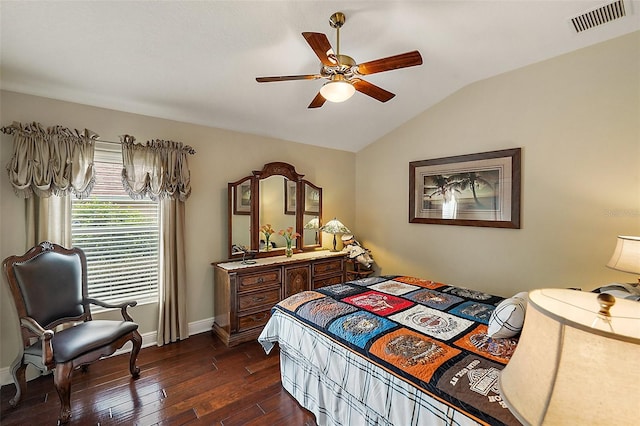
[233,181,251,215]
[409,148,521,228]
[284,179,297,215]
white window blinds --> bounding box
[71,142,159,305]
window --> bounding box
[71,143,159,305]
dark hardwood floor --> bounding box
[0,331,318,426]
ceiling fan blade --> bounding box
[256,74,323,83]
[308,92,326,109]
[352,79,395,103]
[355,50,423,75]
[302,32,336,66]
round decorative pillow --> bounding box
[487,291,528,338]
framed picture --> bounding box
[284,180,297,215]
[233,181,251,215]
[304,187,320,215]
[409,148,521,228]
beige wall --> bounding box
[0,91,355,373]
[355,31,640,297]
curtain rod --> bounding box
[1,125,196,154]
[95,138,197,155]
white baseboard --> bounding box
[188,317,215,336]
[0,317,214,387]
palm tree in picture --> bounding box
[423,174,449,209]
[423,174,465,217]
[450,171,494,207]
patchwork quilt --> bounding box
[271,276,520,426]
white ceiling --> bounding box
[1,1,639,152]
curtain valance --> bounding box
[120,135,194,202]
[2,121,97,199]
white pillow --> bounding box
[487,291,528,338]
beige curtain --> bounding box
[159,199,188,345]
[120,135,194,345]
[3,121,97,199]
[2,121,97,249]
[121,135,192,201]
[25,195,72,248]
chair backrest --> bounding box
[3,242,90,331]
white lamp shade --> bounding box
[607,235,640,275]
[499,289,640,425]
[320,77,355,103]
[319,217,351,251]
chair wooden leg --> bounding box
[54,362,73,424]
[129,330,142,378]
[8,355,27,407]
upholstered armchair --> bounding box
[2,241,142,424]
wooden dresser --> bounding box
[212,250,345,346]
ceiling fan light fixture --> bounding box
[320,75,355,103]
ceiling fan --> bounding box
[256,12,423,108]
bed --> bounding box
[258,275,522,426]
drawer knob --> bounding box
[257,277,264,283]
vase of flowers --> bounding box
[279,226,300,257]
[260,224,275,251]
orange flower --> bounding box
[260,224,275,237]
[278,226,300,243]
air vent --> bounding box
[570,0,627,33]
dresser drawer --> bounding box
[238,269,281,291]
[313,274,344,289]
[238,309,271,331]
[238,287,280,311]
[313,258,343,277]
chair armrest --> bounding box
[20,317,54,368]
[85,298,138,322]
[20,316,47,336]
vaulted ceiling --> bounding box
[2,1,639,152]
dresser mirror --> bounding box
[228,162,322,259]
[230,176,252,254]
[259,175,296,252]
[302,181,322,247]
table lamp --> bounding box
[606,235,640,284]
[304,218,320,229]
[304,217,320,244]
[319,218,350,251]
[498,288,640,425]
